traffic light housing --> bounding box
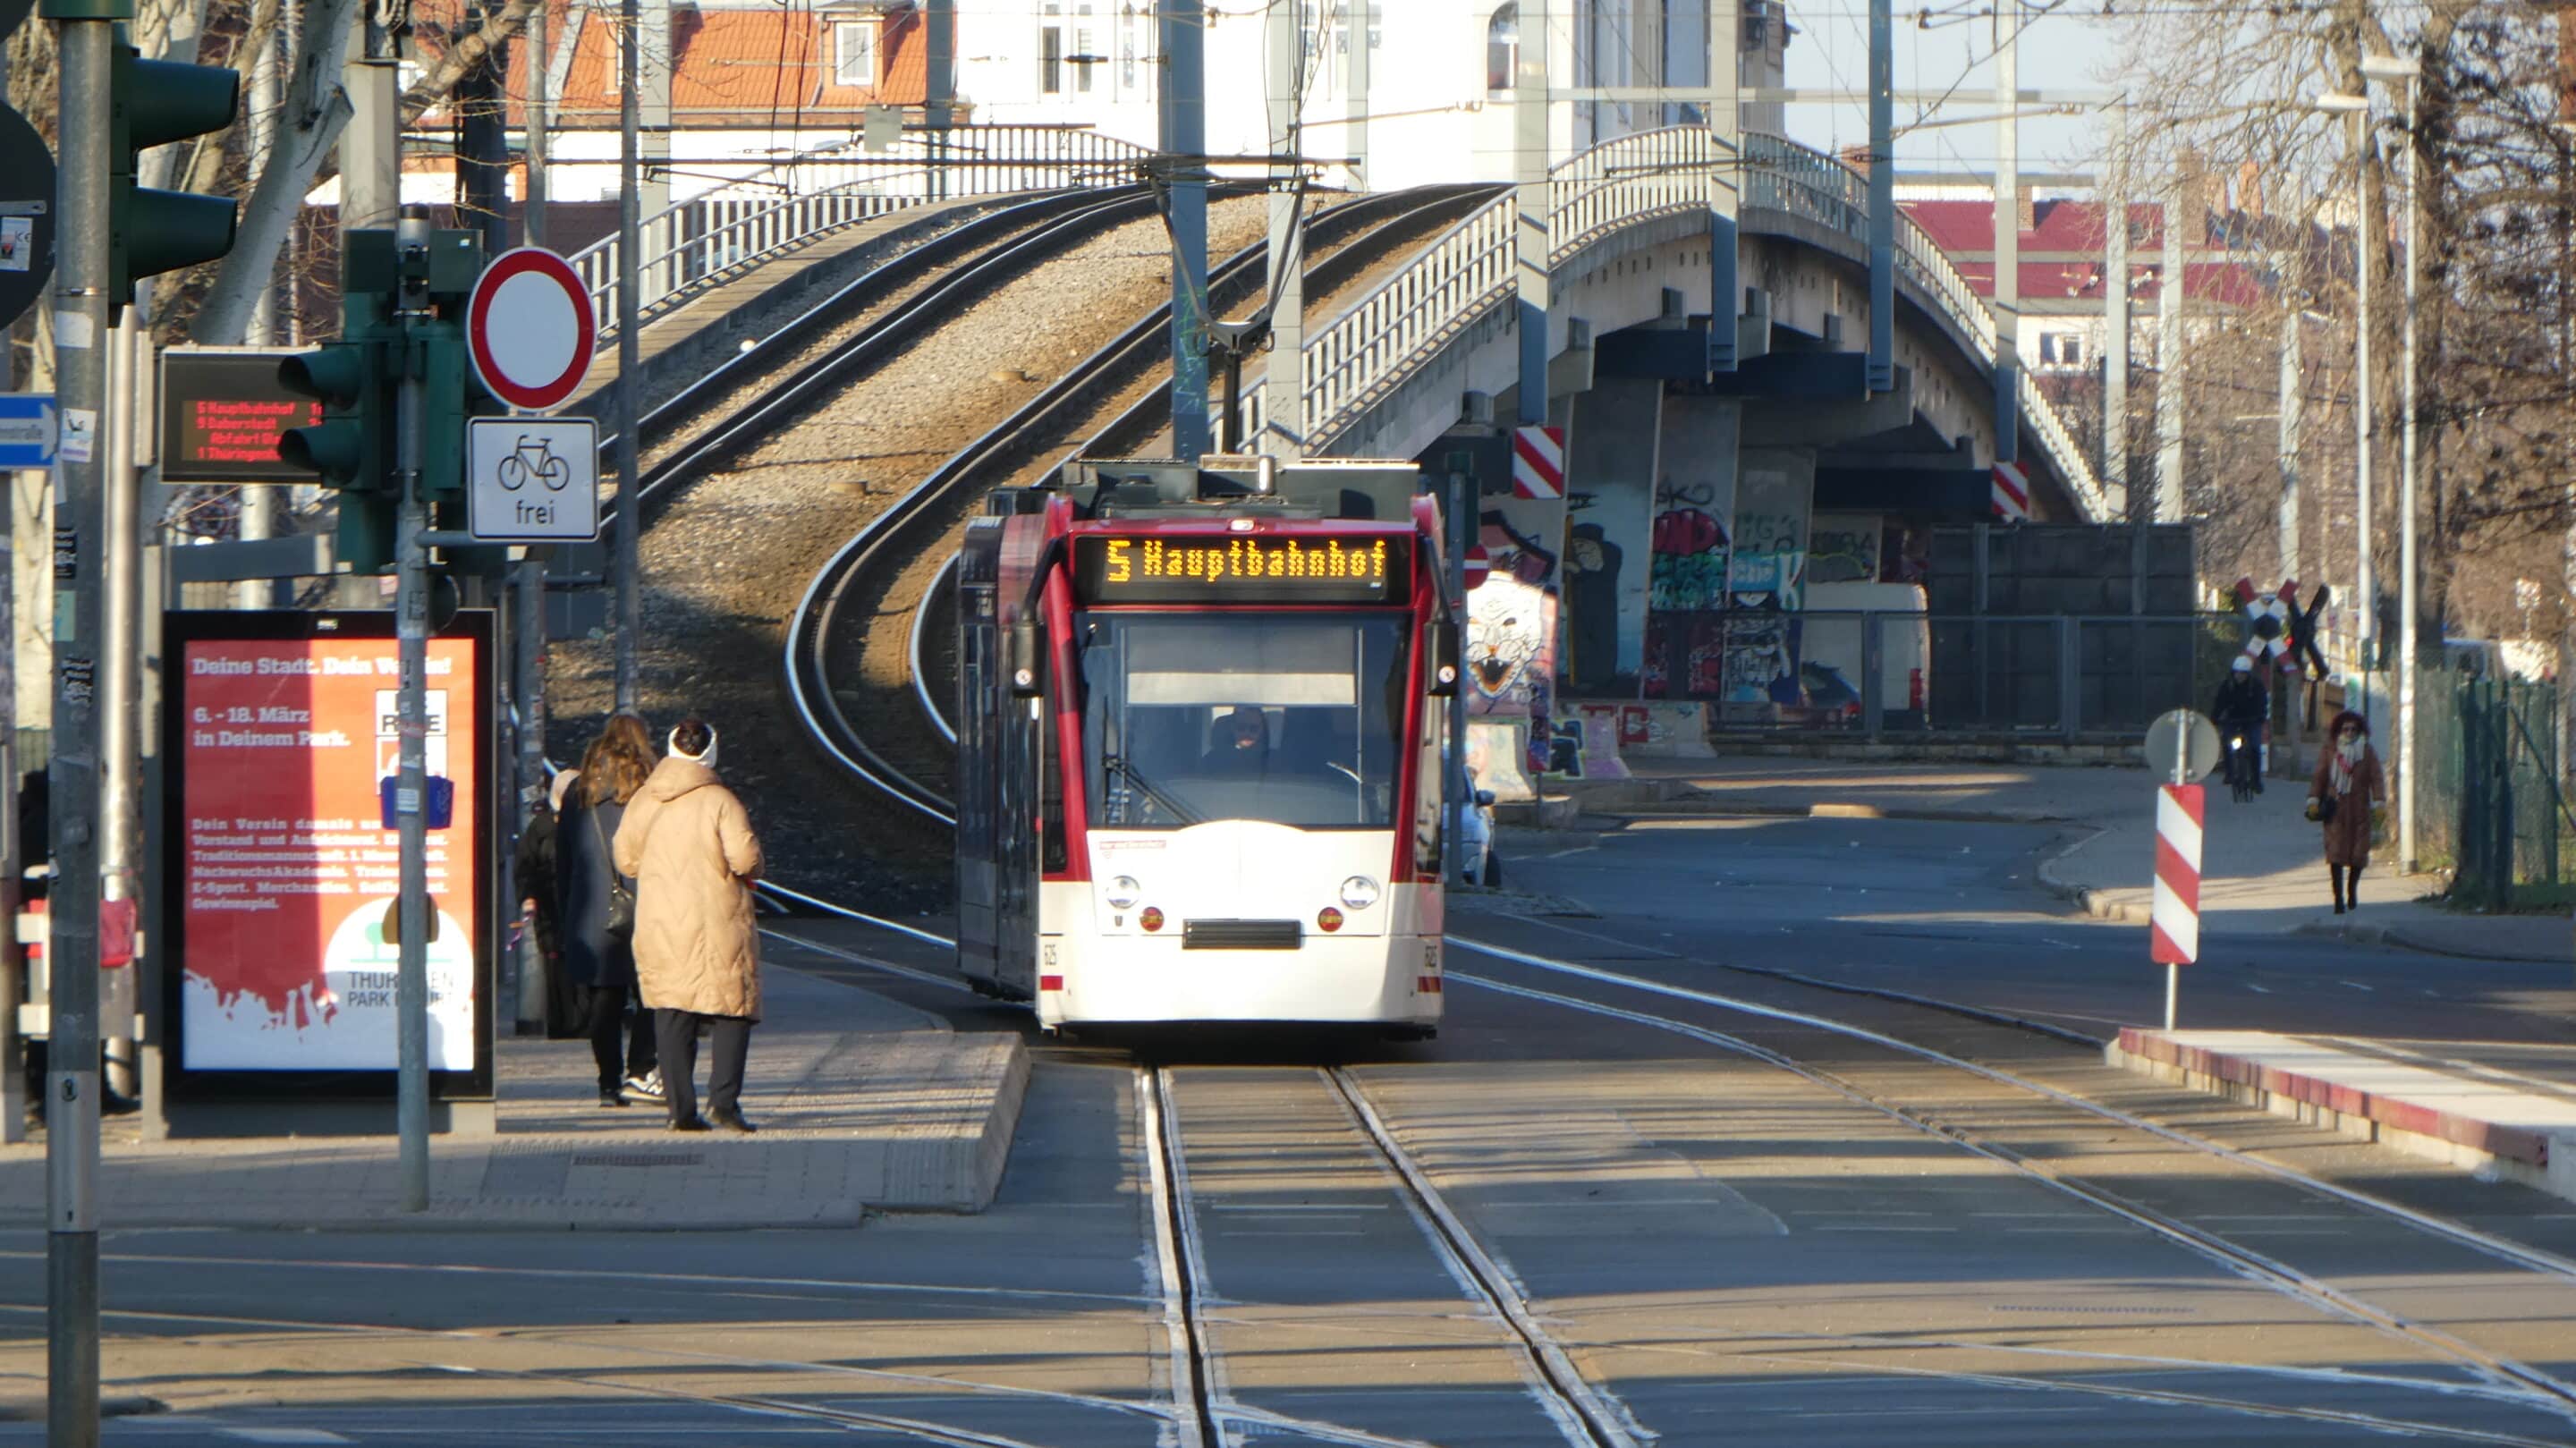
[108,27,241,311]
[277,294,399,572]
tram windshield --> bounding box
[1079,612,1412,830]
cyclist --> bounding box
[2211,656,2270,797]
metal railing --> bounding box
[565,124,1152,341]
[1308,126,2107,521]
[1631,607,2239,738]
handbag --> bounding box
[589,804,637,943]
[2306,794,2337,826]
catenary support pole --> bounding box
[2104,105,2129,514]
[1160,0,1208,459]
[1343,0,1368,190]
[1260,0,1302,457]
[393,211,434,1211]
[2156,167,2185,522]
[514,555,547,1032]
[2280,288,2302,582]
[1991,0,2019,463]
[2397,72,2420,873]
[614,0,642,707]
[2351,106,2376,674]
[1707,0,1738,375]
[46,14,111,1444]
[1865,0,1893,393]
[1513,0,1547,425]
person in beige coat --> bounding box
[614,717,766,1132]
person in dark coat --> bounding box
[2307,709,2385,915]
[516,769,582,1039]
[557,714,661,1105]
[2211,656,2270,795]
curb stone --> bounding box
[2290,916,2569,966]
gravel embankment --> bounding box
[548,199,1270,910]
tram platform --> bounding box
[0,954,1029,1229]
[2110,1029,2576,1207]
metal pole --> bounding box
[97,312,139,1105]
[1261,0,1302,458]
[2352,107,2376,675]
[613,0,642,708]
[1343,0,1368,191]
[1991,0,2020,465]
[2156,168,2185,521]
[393,211,434,1211]
[1513,0,1547,426]
[1444,473,1469,889]
[1706,0,1739,376]
[1161,0,1208,459]
[1865,0,1894,393]
[2279,289,2302,581]
[46,16,112,1444]
[2104,105,2129,512]
[513,555,547,1032]
[523,0,547,248]
[2397,73,2420,872]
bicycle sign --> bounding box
[467,416,597,541]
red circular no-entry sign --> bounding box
[466,247,596,413]
[1463,544,1491,590]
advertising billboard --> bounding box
[161,611,495,1099]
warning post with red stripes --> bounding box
[2143,708,2220,1029]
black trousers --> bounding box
[653,1008,752,1122]
[583,983,658,1090]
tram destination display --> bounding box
[1073,532,1411,605]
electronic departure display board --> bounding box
[159,349,323,484]
[1073,532,1411,605]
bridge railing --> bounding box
[1308,126,2107,521]
[567,124,1151,341]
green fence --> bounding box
[2418,672,2570,910]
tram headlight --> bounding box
[1338,876,1381,910]
[1106,875,1142,910]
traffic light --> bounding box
[277,295,399,572]
[109,27,241,310]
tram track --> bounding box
[749,895,2576,1444]
[784,182,1503,826]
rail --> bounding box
[565,124,1153,341]
[1306,126,2107,521]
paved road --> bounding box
[9,813,2576,1444]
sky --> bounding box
[1777,3,2128,193]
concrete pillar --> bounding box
[1565,379,1663,690]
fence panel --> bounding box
[2442,673,2567,910]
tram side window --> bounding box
[1041,681,1068,874]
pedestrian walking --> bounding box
[558,714,663,1107]
[2306,709,2385,915]
[515,767,583,1039]
[614,717,765,1133]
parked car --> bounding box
[1456,774,1500,888]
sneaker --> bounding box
[597,1088,628,1108]
[668,1114,711,1133]
[708,1109,758,1135]
[623,1071,665,1101]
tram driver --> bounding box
[1202,705,1272,774]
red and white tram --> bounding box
[953,457,1461,1036]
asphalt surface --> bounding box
[9,813,2576,1445]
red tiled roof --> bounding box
[1902,199,2266,307]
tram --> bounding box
[953,456,1460,1036]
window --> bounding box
[1039,5,1063,94]
[1487,3,1519,93]
[834,22,875,88]
[2038,334,2057,364]
[2061,334,2084,368]
[1080,613,1413,831]
[1075,5,1094,93]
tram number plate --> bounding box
[1181,919,1303,951]
[1074,534,1409,605]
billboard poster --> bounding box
[163,612,493,1094]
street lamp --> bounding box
[2359,53,2424,876]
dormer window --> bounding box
[835,21,878,87]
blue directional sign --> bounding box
[0,394,55,468]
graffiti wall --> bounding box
[1727,457,1810,610]
[1808,512,1883,585]
[1641,398,1741,700]
[1564,380,1660,692]
[1468,574,1554,717]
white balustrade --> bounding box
[567,124,1152,343]
[1305,127,2105,521]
